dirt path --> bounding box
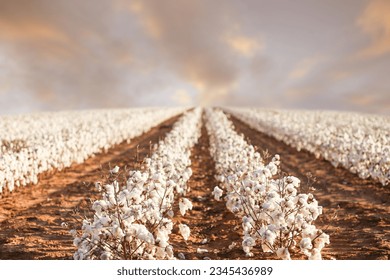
[228,114,390,260]
[0,115,181,260]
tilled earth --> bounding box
[0,113,389,260]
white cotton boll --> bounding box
[298,194,308,205]
[113,226,125,239]
[152,173,163,182]
[110,166,120,174]
[264,230,276,245]
[167,210,174,218]
[285,199,294,209]
[179,198,193,216]
[242,216,253,232]
[95,182,102,192]
[165,245,175,259]
[201,238,208,244]
[242,236,256,247]
[73,237,81,247]
[228,242,237,250]
[276,247,291,260]
[266,162,278,175]
[212,186,223,201]
[262,201,275,211]
[285,184,297,195]
[300,237,313,250]
[179,224,191,241]
[129,224,155,244]
[197,248,208,254]
[314,233,330,250]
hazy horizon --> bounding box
[0,0,389,115]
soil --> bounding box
[0,112,389,260]
[228,114,390,260]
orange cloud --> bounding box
[0,19,70,43]
[357,0,390,58]
[225,34,262,57]
[288,56,324,80]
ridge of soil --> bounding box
[228,113,390,260]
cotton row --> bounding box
[226,108,390,186]
[0,108,185,193]
[205,108,329,260]
[73,108,202,260]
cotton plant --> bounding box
[0,108,186,194]
[73,109,202,260]
[226,107,390,186]
[205,108,329,260]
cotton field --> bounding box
[0,107,389,260]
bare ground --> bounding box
[228,114,390,260]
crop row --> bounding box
[205,108,329,260]
[73,108,202,259]
[226,108,390,186]
[0,108,185,193]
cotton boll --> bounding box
[196,248,208,254]
[212,186,223,200]
[242,235,256,247]
[300,237,313,250]
[166,245,175,259]
[179,198,193,216]
[110,166,120,174]
[129,224,155,244]
[266,162,278,176]
[179,224,191,241]
[264,230,276,245]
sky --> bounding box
[0,0,389,115]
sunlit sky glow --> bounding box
[0,0,389,115]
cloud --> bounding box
[356,0,390,58]
[127,0,261,105]
[0,0,140,111]
[225,34,262,57]
[345,90,390,114]
[171,89,193,106]
[288,55,325,80]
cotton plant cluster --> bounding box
[73,108,202,260]
[205,108,329,260]
[0,108,186,193]
[226,107,390,186]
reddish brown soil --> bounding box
[0,115,180,259]
[228,114,390,260]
